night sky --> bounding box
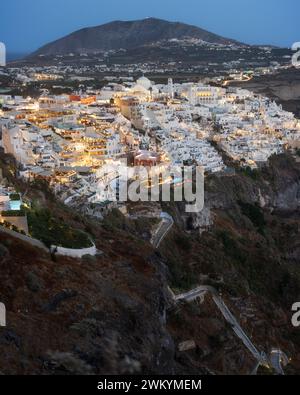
[1,0,299,54]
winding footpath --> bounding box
[151,212,174,249]
[148,212,288,374]
[173,285,288,375]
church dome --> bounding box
[136,76,152,90]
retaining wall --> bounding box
[51,244,97,258]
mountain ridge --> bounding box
[31,17,245,56]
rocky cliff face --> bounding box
[177,154,300,233]
[1,153,300,374]
[159,154,300,373]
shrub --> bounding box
[26,207,93,248]
[9,193,21,201]
[218,230,246,265]
[26,271,44,293]
[1,210,25,217]
[168,257,197,291]
[241,166,260,180]
[174,233,192,252]
[238,201,266,230]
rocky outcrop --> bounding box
[185,207,214,232]
[273,182,300,210]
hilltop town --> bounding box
[1,10,300,378]
[0,74,300,228]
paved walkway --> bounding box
[174,285,288,374]
[151,212,174,248]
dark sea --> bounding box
[7,53,28,61]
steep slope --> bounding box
[31,18,242,56]
[1,153,300,374]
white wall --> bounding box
[51,244,97,258]
[0,225,48,251]
[0,303,5,327]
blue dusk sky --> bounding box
[0,0,299,54]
